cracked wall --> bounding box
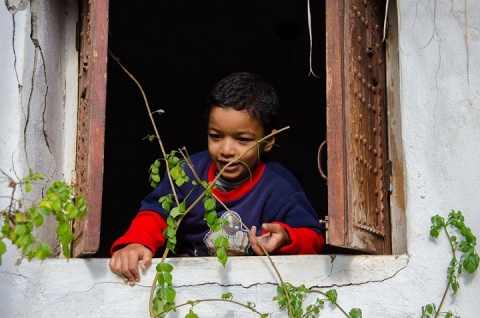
[1,0,78,256]
[0,1,480,317]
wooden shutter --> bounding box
[325,0,391,254]
[73,0,109,257]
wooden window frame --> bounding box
[73,0,109,257]
[72,0,398,257]
[326,0,392,254]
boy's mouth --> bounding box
[218,160,239,172]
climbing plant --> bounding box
[0,169,88,265]
[422,210,479,318]
[109,50,479,318]
[109,50,363,318]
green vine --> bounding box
[149,152,362,318]
[108,50,362,318]
[109,49,478,318]
[422,210,479,318]
[0,169,88,264]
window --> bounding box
[73,0,404,257]
[73,0,108,257]
[325,0,398,254]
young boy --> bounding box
[109,72,325,285]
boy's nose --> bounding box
[220,139,235,156]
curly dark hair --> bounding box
[205,72,279,134]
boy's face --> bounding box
[207,107,275,183]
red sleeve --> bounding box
[110,210,167,255]
[267,222,325,255]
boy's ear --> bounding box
[262,129,277,152]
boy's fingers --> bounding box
[262,222,281,233]
[139,250,153,271]
[249,226,263,255]
[250,225,257,237]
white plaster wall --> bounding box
[0,2,31,195]
[1,1,480,317]
[0,0,78,250]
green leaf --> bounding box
[185,309,199,318]
[166,236,177,250]
[152,109,165,115]
[166,216,177,229]
[157,273,165,285]
[170,207,181,218]
[164,225,176,240]
[216,246,228,266]
[162,262,174,272]
[47,193,62,212]
[23,244,36,261]
[175,177,185,187]
[150,165,159,175]
[203,197,216,211]
[156,262,164,272]
[65,202,79,220]
[221,292,233,300]
[212,218,228,232]
[170,165,181,180]
[0,240,6,255]
[55,212,66,223]
[164,285,176,304]
[13,224,28,236]
[39,202,53,215]
[59,229,74,246]
[36,242,51,260]
[76,197,88,218]
[56,222,70,236]
[16,233,31,247]
[161,195,173,212]
[463,253,479,273]
[14,213,25,222]
[424,304,434,314]
[62,242,70,259]
[163,271,173,283]
[214,236,229,249]
[349,308,363,318]
[32,213,44,227]
[205,210,217,226]
[325,289,338,304]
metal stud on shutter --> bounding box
[349,1,388,238]
[326,0,391,254]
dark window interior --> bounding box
[97,1,328,257]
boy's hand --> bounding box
[109,243,153,286]
[249,223,290,255]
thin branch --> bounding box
[383,0,390,42]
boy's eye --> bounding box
[209,133,222,140]
[237,137,253,143]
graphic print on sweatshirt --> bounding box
[203,211,251,256]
